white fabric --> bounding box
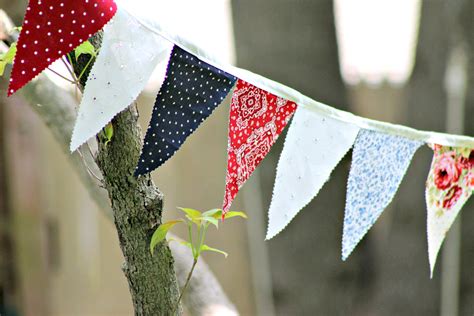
[427,200,465,277]
[427,176,473,277]
[70,7,173,151]
[115,0,474,148]
[266,106,360,239]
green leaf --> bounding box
[0,43,17,76]
[200,244,228,258]
[150,220,183,255]
[201,209,247,220]
[201,208,222,218]
[2,42,17,62]
[177,207,202,224]
[198,216,219,228]
[74,40,96,61]
[224,211,248,220]
[104,122,114,146]
[0,62,6,77]
[169,238,193,250]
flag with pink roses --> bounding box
[426,144,474,276]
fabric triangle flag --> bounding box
[342,129,423,260]
[266,107,360,239]
[223,80,298,213]
[134,46,237,176]
[8,0,117,96]
[426,145,473,276]
[70,7,173,151]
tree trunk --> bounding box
[96,106,181,315]
[69,39,182,314]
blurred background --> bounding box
[0,0,473,315]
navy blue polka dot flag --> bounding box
[135,46,237,176]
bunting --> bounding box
[223,80,297,213]
[135,46,237,175]
[266,107,359,239]
[6,0,474,275]
[70,7,173,151]
[426,145,474,276]
[8,0,117,96]
[342,130,423,260]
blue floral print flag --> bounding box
[342,129,423,260]
[135,46,237,176]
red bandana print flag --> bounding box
[223,80,297,213]
[8,0,117,96]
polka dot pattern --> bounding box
[223,80,298,213]
[135,46,237,176]
[8,0,117,96]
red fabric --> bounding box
[8,0,117,96]
[223,80,297,213]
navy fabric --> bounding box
[135,46,237,176]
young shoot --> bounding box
[149,207,247,315]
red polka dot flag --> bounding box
[8,0,117,96]
[223,80,298,214]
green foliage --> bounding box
[0,27,22,77]
[150,208,247,259]
[177,207,202,225]
[150,220,183,255]
[200,244,228,258]
[103,122,114,146]
[202,208,248,220]
[0,42,16,76]
[74,40,97,60]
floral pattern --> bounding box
[342,130,423,260]
[426,144,474,275]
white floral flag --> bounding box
[266,106,359,239]
[426,145,474,276]
[70,7,173,151]
[342,130,423,260]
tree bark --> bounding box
[97,106,181,315]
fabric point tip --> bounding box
[7,84,18,97]
[133,169,143,178]
[341,249,350,261]
[70,133,89,153]
[69,139,81,153]
[265,226,281,240]
[265,232,275,241]
[429,261,436,279]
